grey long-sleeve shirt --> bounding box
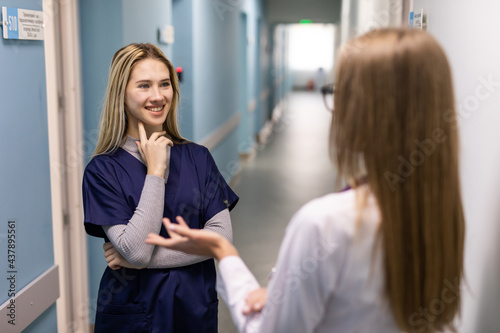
[102,136,233,268]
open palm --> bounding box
[146,216,237,260]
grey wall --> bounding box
[410,2,500,332]
[340,0,402,45]
[335,0,500,331]
[345,0,500,331]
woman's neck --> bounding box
[126,122,163,139]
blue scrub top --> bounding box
[82,142,239,333]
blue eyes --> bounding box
[138,82,170,89]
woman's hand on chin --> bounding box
[136,121,173,178]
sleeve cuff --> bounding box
[218,255,254,280]
[145,174,165,183]
[217,256,261,332]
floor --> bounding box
[217,91,337,332]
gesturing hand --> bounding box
[136,121,173,178]
[243,287,267,315]
[145,216,239,261]
[103,242,145,270]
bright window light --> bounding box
[289,24,335,71]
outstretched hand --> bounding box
[145,216,238,261]
[243,287,267,315]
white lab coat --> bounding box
[217,186,400,333]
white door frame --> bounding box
[43,0,90,332]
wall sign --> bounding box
[2,7,44,40]
[413,9,426,30]
[158,25,175,44]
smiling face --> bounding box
[125,58,173,138]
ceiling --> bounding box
[265,0,342,24]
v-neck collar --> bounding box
[120,135,173,184]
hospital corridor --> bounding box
[218,91,336,332]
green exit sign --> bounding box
[299,19,312,24]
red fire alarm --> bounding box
[176,67,183,83]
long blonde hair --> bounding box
[332,28,465,332]
[93,43,185,156]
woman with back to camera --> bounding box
[82,43,238,332]
[146,28,465,333]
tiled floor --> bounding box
[218,91,337,332]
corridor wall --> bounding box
[410,1,500,332]
[340,0,402,45]
[187,0,269,174]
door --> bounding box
[0,0,58,332]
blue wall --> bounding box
[23,304,57,333]
[0,0,56,331]
[267,23,291,116]
[190,0,268,174]
[192,0,240,143]
[242,0,263,149]
[122,0,172,59]
[257,18,271,132]
[172,0,195,139]
[238,12,249,151]
[172,0,270,174]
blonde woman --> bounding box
[82,43,238,332]
[146,28,465,333]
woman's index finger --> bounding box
[138,121,148,142]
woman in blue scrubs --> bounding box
[82,43,238,332]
